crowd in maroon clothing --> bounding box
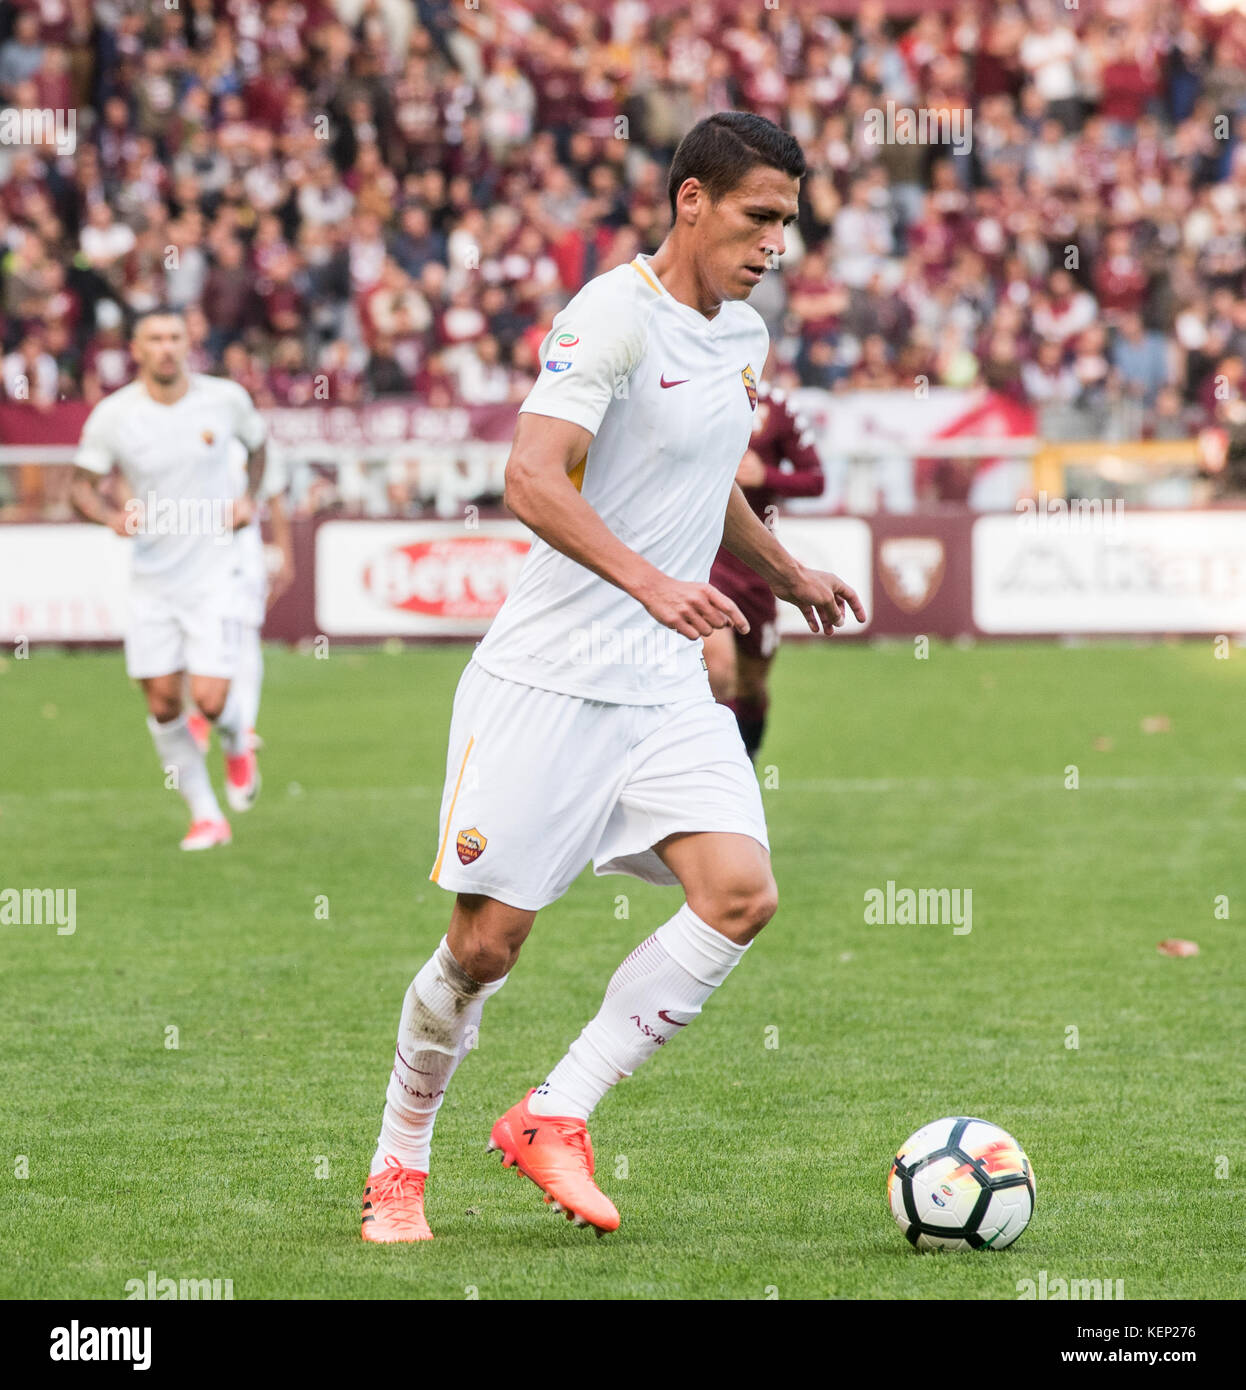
[1,0,1245,457]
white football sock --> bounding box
[232,628,263,734]
[214,682,248,757]
[148,713,223,823]
[372,936,507,1175]
[529,902,749,1121]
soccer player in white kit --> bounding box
[186,442,294,812]
[362,114,865,1241]
[70,309,269,850]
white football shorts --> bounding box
[123,573,242,681]
[428,657,770,911]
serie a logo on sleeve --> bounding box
[546,330,580,373]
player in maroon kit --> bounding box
[704,376,826,759]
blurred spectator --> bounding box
[0,0,1235,461]
[1111,312,1173,407]
[3,331,58,406]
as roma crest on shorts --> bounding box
[202,430,215,445]
[741,364,758,410]
[456,827,486,865]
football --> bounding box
[888,1117,1036,1251]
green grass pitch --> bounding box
[1,639,1242,1300]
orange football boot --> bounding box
[179,818,231,851]
[224,745,261,812]
[361,1155,433,1243]
[487,1090,620,1235]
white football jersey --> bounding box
[474,254,770,704]
[75,373,267,584]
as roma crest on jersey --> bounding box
[456,826,487,865]
[202,430,215,445]
[741,364,758,410]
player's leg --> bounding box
[701,623,738,703]
[507,828,772,1234]
[187,673,229,722]
[364,892,533,1243]
[365,660,626,1241]
[128,580,230,848]
[511,698,771,1229]
[185,597,258,810]
[140,672,230,848]
[183,674,211,754]
[215,625,262,811]
[529,829,773,1115]
[730,645,776,762]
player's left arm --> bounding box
[721,482,865,634]
[230,442,267,529]
[230,382,269,529]
[266,491,295,607]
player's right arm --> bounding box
[70,400,132,537]
[504,415,748,641]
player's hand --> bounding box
[637,575,750,640]
[735,450,766,488]
[230,494,255,530]
[112,502,140,537]
[772,565,866,634]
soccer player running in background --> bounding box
[703,355,826,760]
[70,309,269,850]
[362,113,864,1242]
[186,441,295,813]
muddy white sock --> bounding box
[529,903,749,1121]
[372,935,507,1174]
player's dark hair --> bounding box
[129,306,185,337]
[667,112,806,217]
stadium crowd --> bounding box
[1,0,1245,462]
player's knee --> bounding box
[693,873,778,943]
[147,692,182,723]
[449,897,532,981]
[743,876,779,936]
[196,691,226,721]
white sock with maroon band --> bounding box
[529,903,750,1121]
[147,713,223,823]
[371,935,508,1175]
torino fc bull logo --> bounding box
[456,827,487,865]
[741,364,758,410]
